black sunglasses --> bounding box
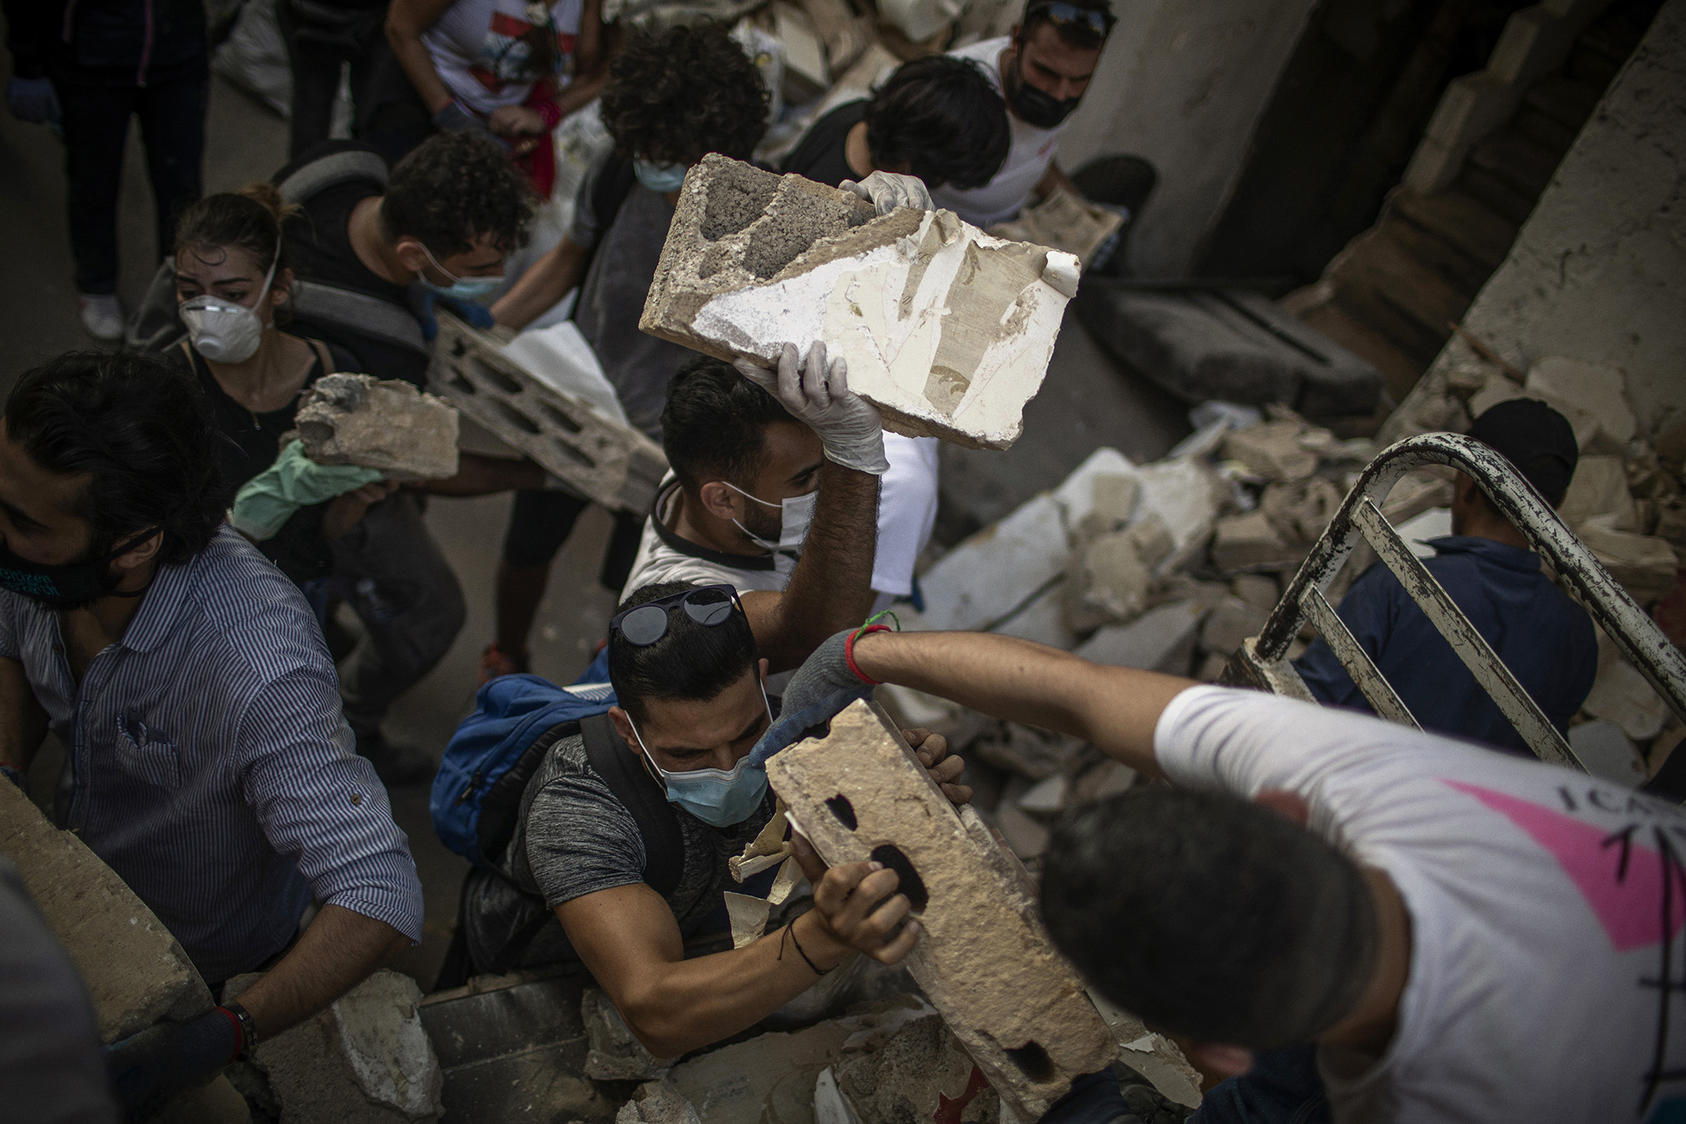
[1025,0,1114,38]
[609,584,745,647]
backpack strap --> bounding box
[580,712,684,899]
[275,147,389,204]
[289,279,429,357]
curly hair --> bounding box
[381,131,534,256]
[599,24,769,166]
[4,351,226,565]
[864,56,1011,191]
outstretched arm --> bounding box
[234,905,409,1038]
[850,629,1194,778]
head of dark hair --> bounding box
[609,581,760,720]
[1040,788,1378,1047]
[864,56,1011,190]
[3,351,226,565]
[174,184,295,277]
[659,356,794,495]
[600,24,770,166]
[1020,0,1116,49]
[382,132,534,256]
[1466,397,1580,509]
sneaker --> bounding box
[478,643,529,685]
[78,292,124,342]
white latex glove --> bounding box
[839,171,933,217]
[734,342,889,476]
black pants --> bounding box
[54,58,208,295]
[278,0,430,166]
[503,488,647,595]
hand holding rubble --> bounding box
[839,171,934,216]
[798,836,922,966]
[733,342,889,476]
[906,729,972,807]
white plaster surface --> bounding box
[689,211,1075,449]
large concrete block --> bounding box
[640,155,1078,450]
[237,969,443,1123]
[916,494,1069,631]
[0,780,210,1042]
[427,311,668,513]
[766,701,1117,1119]
[295,373,460,480]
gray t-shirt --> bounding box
[464,730,776,973]
[572,159,694,439]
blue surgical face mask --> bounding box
[634,158,689,194]
[416,243,504,303]
[626,682,773,828]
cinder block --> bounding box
[640,155,1078,450]
[427,311,668,513]
[766,701,1116,1119]
[296,373,460,480]
[0,779,211,1042]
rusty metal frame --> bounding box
[1223,432,1686,772]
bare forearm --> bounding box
[762,464,879,671]
[409,453,546,496]
[0,657,46,772]
[385,2,454,113]
[618,912,846,1057]
[553,68,607,119]
[490,239,588,330]
[233,904,408,1040]
[851,630,1191,777]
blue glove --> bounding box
[415,288,496,342]
[105,1008,240,1117]
[749,627,880,767]
[7,76,60,125]
[431,98,485,134]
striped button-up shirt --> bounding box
[0,526,423,983]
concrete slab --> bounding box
[296,374,460,480]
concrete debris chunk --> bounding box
[583,988,672,1081]
[1230,573,1280,612]
[0,779,211,1043]
[616,1081,702,1124]
[1017,774,1069,815]
[1559,455,1640,533]
[237,970,443,1123]
[766,702,1117,1119]
[994,584,1079,650]
[1525,357,1639,456]
[1577,516,1679,605]
[823,1013,1001,1122]
[1069,473,1143,543]
[1583,640,1669,743]
[1071,759,1137,804]
[428,312,668,512]
[1062,529,1155,632]
[992,800,1051,859]
[1260,477,1344,544]
[1199,598,1272,657]
[972,721,1082,781]
[990,188,1124,267]
[1075,600,1203,676]
[1050,447,1138,527]
[916,494,1069,631]
[1210,511,1303,572]
[295,373,459,480]
[1569,720,1648,787]
[1220,421,1320,481]
[641,155,1077,449]
[1132,458,1226,571]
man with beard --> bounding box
[934,0,1115,227]
[0,351,422,1116]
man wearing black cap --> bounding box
[1294,398,1596,754]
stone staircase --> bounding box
[1285,0,1662,410]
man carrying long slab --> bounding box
[790,624,1686,1123]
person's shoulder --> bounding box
[180,529,331,653]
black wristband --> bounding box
[220,1002,258,1060]
[786,920,830,976]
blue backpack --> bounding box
[431,664,619,868]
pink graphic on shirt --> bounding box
[1446,780,1686,951]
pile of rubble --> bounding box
[887,355,1686,855]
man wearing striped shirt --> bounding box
[0,351,424,1114]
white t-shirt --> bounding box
[622,436,939,602]
[1154,686,1686,1123]
[932,36,1068,227]
[424,0,584,113]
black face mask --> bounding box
[0,527,157,610]
[1006,58,1084,129]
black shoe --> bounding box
[353,728,437,787]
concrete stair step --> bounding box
[1385,186,1518,274]
[1294,301,1426,406]
[1523,74,1606,132]
[1324,226,1476,363]
[1468,125,1563,201]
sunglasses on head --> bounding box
[610,584,745,648]
[1025,0,1113,38]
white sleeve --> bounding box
[1152,685,1480,801]
[872,435,940,597]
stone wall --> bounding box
[1055,0,1320,277]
